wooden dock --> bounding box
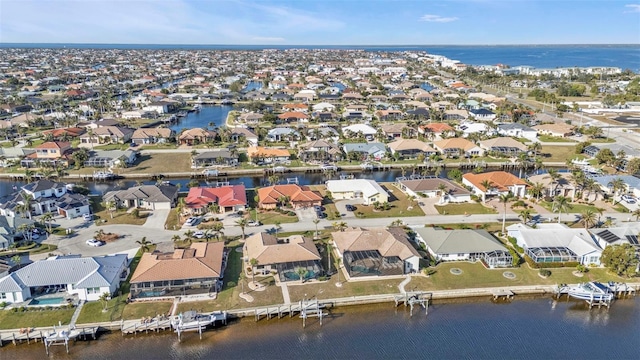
[0,326,98,349]
[120,318,173,335]
[252,299,327,327]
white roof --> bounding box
[342,124,377,135]
[518,228,602,257]
[325,179,387,199]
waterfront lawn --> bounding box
[0,307,76,329]
[125,153,192,174]
[122,302,173,320]
[434,203,497,215]
[90,196,149,226]
[540,145,584,162]
[287,275,403,303]
[352,184,425,219]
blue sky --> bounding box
[1,0,639,45]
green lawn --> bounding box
[90,196,150,226]
[434,203,498,215]
[538,135,576,143]
[538,201,601,214]
[541,145,585,162]
[287,275,403,302]
[122,302,173,320]
[0,307,75,329]
[251,209,298,225]
[590,137,616,143]
[351,183,425,219]
[93,143,132,151]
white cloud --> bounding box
[419,14,459,23]
[252,36,285,42]
[625,4,640,12]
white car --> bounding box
[193,231,205,239]
[621,195,636,204]
[86,239,104,247]
[247,221,262,227]
[185,217,199,226]
[83,213,93,221]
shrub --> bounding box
[287,211,296,216]
[423,268,437,276]
[576,264,588,273]
[524,255,580,269]
[507,237,524,253]
[0,301,7,309]
[131,208,140,218]
[539,269,552,277]
[226,281,236,287]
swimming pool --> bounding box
[29,297,65,305]
[139,290,165,297]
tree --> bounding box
[335,257,342,283]
[437,183,448,202]
[99,292,110,312]
[552,196,572,223]
[11,254,21,267]
[499,192,514,234]
[249,258,259,283]
[212,222,225,242]
[273,221,282,236]
[332,221,347,232]
[600,244,639,277]
[528,182,545,201]
[41,212,55,233]
[136,237,153,252]
[105,200,116,219]
[479,180,494,203]
[580,209,597,229]
[295,267,308,283]
[632,209,640,221]
[235,218,247,240]
[312,218,320,239]
[518,209,533,224]
[607,178,626,199]
[207,202,220,215]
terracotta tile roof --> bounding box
[130,242,225,283]
[258,184,322,205]
[178,127,216,140]
[283,103,307,110]
[332,227,420,261]
[42,127,85,137]
[463,171,528,192]
[277,111,308,120]
[247,146,290,159]
[36,141,70,149]
[421,123,454,133]
[244,233,321,265]
[433,138,478,151]
[185,185,247,210]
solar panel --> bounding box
[598,230,620,243]
[626,235,639,245]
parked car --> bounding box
[193,231,205,239]
[185,217,199,226]
[621,194,636,204]
[345,204,356,211]
[83,213,93,221]
[247,221,262,227]
[86,239,104,247]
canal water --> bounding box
[4,297,639,359]
[169,105,233,133]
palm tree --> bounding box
[335,257,342,283]
[99,292,110,312]
[332,221,347,232]
[249,258,259,283]
[94,229,105,241]
[528,142,542,158]
[580,209,597,229]
[18,192,33,219]
[312,218,320,239]
[607,178,626,201]
[11,254,21,267]
[295,267,308,283]
[235,218,248,240]
[274,221,282,236]
[519,209,533,224]
[207,202,220,215]
[632,209,640,222]
[437,183,448,203]
[545,169,561,196]
[212,222,225,242]
[171,234,182,245]
[104,200,116,219]
[528,182,545,201]
[499,192,515,234]
[41,212,54,233]
[552,196,572,223]
[175,197,186,225]
[479,179,494,203]
[516,152,529,179]
[136,237,153,252]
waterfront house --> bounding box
[83,149,138,168]
[129,242,225,299]
[0,215,36,250]
[396,178,471,203]
[237,112,264,124]
[298,140,343,163]
[497,123,538,141]
[380,123,417,140]
[413,228,513,268]
[462,171,528,199]
[0,148,35,167]
[230,127,259,146]
[387,139,437,159]
[257,184,322,210]
[243,232,322,282]
[506,223,602,266]
[0,179,91,219]
[0,254,128,303]
[246,146,290,165]
[185,185,247,214]
[20,141,73,168]
[192,149,239,168]
[178,128,216,146]
[131,128,173,145]
[266,127,300,142]
[342,142,387,161]
[79,126,134,146]
[432,138,483,158]
[103,183,178,210]
[527,173,579,199]
[590,224,640,250]
[332,227,421,278]
[479,137,528,157]
[325,179,389,205]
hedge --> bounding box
[524,255,580,269]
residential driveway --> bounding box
[334,199,364,219]
[418,197,440,215]
[143,209,170,229]
[295,207,318,221]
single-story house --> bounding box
[590,224,640,250]
[192,150,239,168]
[129,242,225,299]
[83,149,138,168]
[257,184,322,210]
[246,146,290,164]
[479,137,528,156]
[506,223,602,266]
[342,124,377,140]
[298,140,343,163]
[343,142,387,161]
[243,232,322,282]
[432,138,484,158]
[497,123,538,141]
[79,126,134,145]
[414,227,513,268]
[266,127,300,142]
[325,179,389,205]
[178,128,216,146]
[396,178,471,203]
[332,227,420,278]
[387,139,437,159]
[533,123,575,138]
[0,254,128,303]
[230,127,259,146]
[469,108,496,121]
[185,185,247,214]
[462,171,528,199]
[103,184,179,210]
[131,128,173,145]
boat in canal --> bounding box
[567,282,614,301]
[171,310,227,331]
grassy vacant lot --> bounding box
[122,302,173,320]
[352,183,425,219]
[434,203,498,215]
[125,153,193,174]
[538,135,576,143]
[538,200,601,214]
[250,209,298,225]
[541,145,585,162]
[287,275,403,302]
[0,307,76,329]
[410,262,626,290]
[90,197,149,226]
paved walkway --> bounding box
[280,284,291,304]
[398,275,412,294]
[69,300,85,327]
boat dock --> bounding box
[252,299,327,324]
[120,318,173,335]
[555,282,636,308]
[0,325,98,353]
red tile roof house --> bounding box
[258,184,322,210]
[462,171,529,202]
[185,185,247,215]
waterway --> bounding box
[4,297,639,359]
[169,105,233,132]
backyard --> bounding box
[0,307,76,329]
[540,145,585,162]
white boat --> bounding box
[567,282,614,301]
[360,162,374,170]
[571,158,590,166]
[193,104,201,112]
[171,310,226,331]
[94,171,115,180]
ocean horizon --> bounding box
[2,43,638,72]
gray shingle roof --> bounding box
[414,228,508,254]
